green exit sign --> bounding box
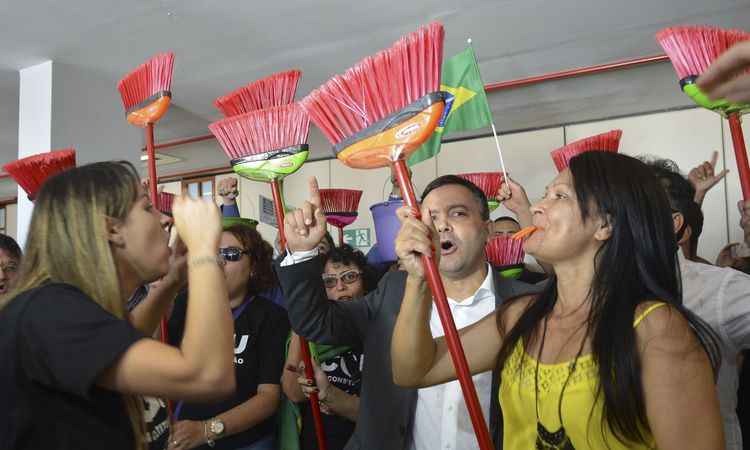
[343,228,371,248]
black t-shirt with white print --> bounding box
[0,282,143,450]
[301,349,363,450]
[168,292,290,450]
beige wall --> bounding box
[157,106,745,262]
[5,204,17,241]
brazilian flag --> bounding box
[408,47,493,166]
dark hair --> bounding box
[421,175,489,220]
[684,201,704,258]
[224,224,277,296]
[642,158,704,258]
[0,234,22,260]
[496,152,720,446]
[323,244,377,293]
[321,232,335,252]
[493,216,520,226]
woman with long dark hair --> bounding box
[0,161,235,450]
[391,152,724,449]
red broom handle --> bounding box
[146,122,173,421]
[392,159,494,450]
[728,114,750,201]
[270,180,288,250]
[299,336,328,450]
[146,124,170,344]
[270,179,328,450]
[338,226,344,246]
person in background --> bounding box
[167,221,289,450]
[0,233,22,296]
[218,177,241,217]
[688,151,729,206]
[648,158,750,450]
[698,40,750,103]
[490,216,520,237]
[281,245,373,450]
[1,161,235,450]
[716,200,750,273]
[277,175,539,450]
[392,151,723,450]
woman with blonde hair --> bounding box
[0,161,236,450]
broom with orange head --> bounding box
[117,52,175,208]
[657,26,750,200]
[302,22,494,450]
[208,102,329,450]
[4,148,77,200]
[319,188,363,245]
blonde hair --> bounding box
[3,161,147,449]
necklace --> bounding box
[533,315,586,450]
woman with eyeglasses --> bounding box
[280,245,375,450]
[167,220,290,450]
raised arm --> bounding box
[390,206,503,387]
[99,196,235,402]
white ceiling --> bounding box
[0,0,749,197]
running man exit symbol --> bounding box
[343,228,371,248]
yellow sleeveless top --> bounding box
[499,303,665,450]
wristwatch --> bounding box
[205,418,225,447]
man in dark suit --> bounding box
[277,175,541,450]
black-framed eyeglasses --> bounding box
[321,270,362,288]
[219,247,249,262]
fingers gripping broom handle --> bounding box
[392,159,494,450]
[728,113,750,201]
[269,179,328,450]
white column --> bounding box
[16,61,53,248]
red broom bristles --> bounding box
[550,129,622,172]
[209,103,310,160]
[656,26,750,80]
[4,149,76,199]
[157,191,175,215]
[214,70,302,117]
[117,52,175,111]
[456,172,504,202]
[485,235,525,267]
[319,189,363,214]
[301,22,444,145]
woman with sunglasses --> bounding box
[281,245,375,450]
[167,220,290,450]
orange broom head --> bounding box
[4,148,76,200]
[302,22,445,169]
[550,130,622,172]
[157,191,175,215]
[117,52,175,127]
[656,26,750,81]
[485,235,525,267]
[214,69,302,117]
[456,172,505,202]
[319,188,364,228]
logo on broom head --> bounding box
[395,123,422,140]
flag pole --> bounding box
[467,38,509,185]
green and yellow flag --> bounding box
[408,47,493,166]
